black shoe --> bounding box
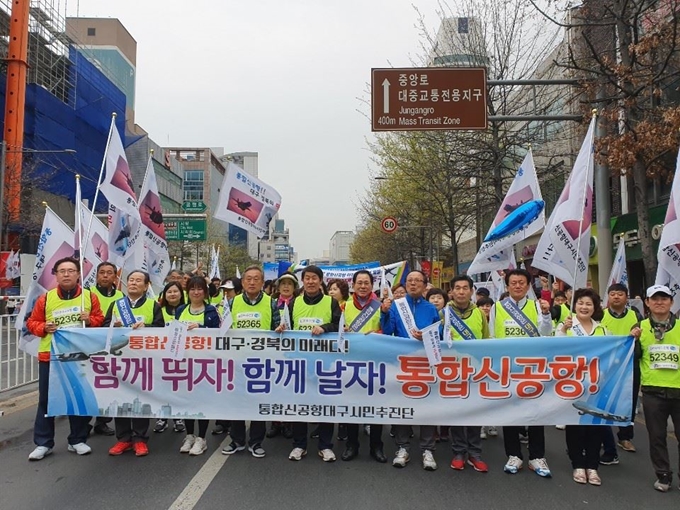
[212,424,228,435]
[283,425,293,439]
[599,453,620,465]
[341,445,359,461]
[94,423,115,436]
[370,447,387,463]
[389,426,395,438]
[337,424,348,441]
[266,426,281,438]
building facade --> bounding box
[329,231,354,265]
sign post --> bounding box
[371,67,487,131]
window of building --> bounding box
[183,170,204,201]
[87,27,96,36]
[458,18,469,34]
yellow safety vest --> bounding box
[231,294,273,330]
[639,319,680,389]
[293,295,333,331]
[42,288,92,353]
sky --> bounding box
[65,0,447,260]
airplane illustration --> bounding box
[572,401,630,422]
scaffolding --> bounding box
[0,0,128,108]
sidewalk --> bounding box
[0,382,39,450]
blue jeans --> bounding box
[34,361,91,448]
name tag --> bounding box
[52,306,83,329]
[503,319,525,338]
[648,344,680,370]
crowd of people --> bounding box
[22,257,680,494]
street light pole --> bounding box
[0,140,6,252]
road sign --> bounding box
[371,67,487,131]
[381,216,398,234]
[164,218,207,241]
[181,201,207,213]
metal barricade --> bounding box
[0,297,38,393]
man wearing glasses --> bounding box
[631,285,680,493]
[26,257,105,461]
[380,270,441,471]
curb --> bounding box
[0,388,39,416]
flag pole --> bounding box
[75,175,86,320]
[84,112,117,256]
[569,110,597,313]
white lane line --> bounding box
[168,439,231,510]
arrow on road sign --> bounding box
[382,78,390,114]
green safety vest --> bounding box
[231,294,273,330]
[112,296,157,326]
[42,288,92,353]
[344,299,381,333]
[90,287,124,316]
[451,307,486,340]
[210,294,222,306]
[553,303,571,329]
[601,308,638,337]
[162,307,176,326]
[639,318,680,389]
[494,299,539,338]
[178,306,205,326]
[293,295,333,331]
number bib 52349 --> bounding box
[648,344,680,370]
[297,317,322,331]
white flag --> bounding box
[281,301,292,330]
[138,156,170,288]
[4,250,14,280]
[380,266,393,299]
[15,207,76,356]
[100,120,142,268]
[532,117,596,290]
[604,238,629,306]
[219,300,233,335]
[655,145,680,313]
[468,151,545,275]
[214,162,282,238]
[79,202,109,288]
[338,311,347,353]
[209,245,219,280]
[214,246,221,281]
[443,306,452,348]
[9,250,20,279]
[171,257,177,271]
[235,265,241,279]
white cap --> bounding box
[646,284,673,298]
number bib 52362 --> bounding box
[648,344,680,370]
[52,306,83,329]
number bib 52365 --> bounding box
[235,312,262,329]
[648,344,680,370]
[298,317,322,331]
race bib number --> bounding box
[648,344,680,370]
[503,320,524,338]
[235,312,262,329]
[298,317,322,331]
[52,306,82,329]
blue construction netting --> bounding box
[0,45,127,212]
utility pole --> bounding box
[595,96,613,294]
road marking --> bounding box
[168,438,231,510]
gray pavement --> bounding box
[0,397,678,510]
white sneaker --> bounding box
[487,426,498,437]
[555,425,566,430]
[504,455,523,474]
[189,437,207,456]
[422,450,437,471]
[318,449,336,462]
[28,446,53,461]
[180,434,196,453]
[392,447,410,468]
[289,447,307,461]
[67,442,92,455]
[480,427,487,439]
[528,457,552,477]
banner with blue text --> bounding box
[48,329,633,426]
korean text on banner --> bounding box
[48,328,633,426]
[214,162,282,239]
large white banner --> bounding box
[16,208,78,355]
[214,162,281,238]
[533,117,596,289]
[655,146,680,313]
[468,151,544,275]
[48,328,634,426]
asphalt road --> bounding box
[0,402,678,510]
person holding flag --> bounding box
[105,270,164,458]
[341,270,386,463]
[275,265,341,462]
[380,269,441,471]
[630,285,680,493]
[446,275,490,473]
[26,257,105,461]
[221,265,280,459]
[600,283,644,463]
[488,268,553,478]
